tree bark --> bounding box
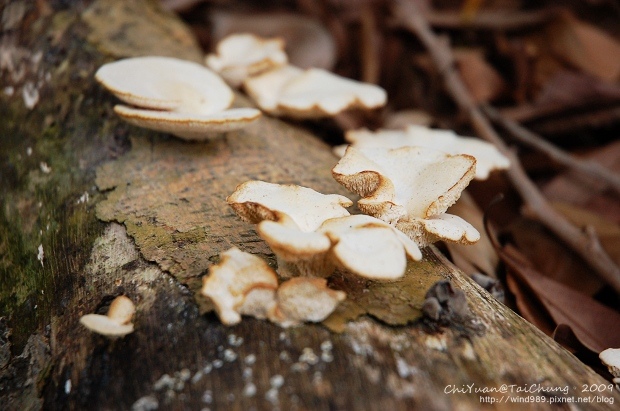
[1,1,618,410]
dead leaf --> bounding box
[534,70,620,108]
[505,273,556,336]
[543,140,620,224]
[445,191,499,277]
[501,244,620,353]
[547,12,620,81]
[454,48,506,104]
[506,218,604,296]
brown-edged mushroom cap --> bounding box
[599,348,620,378]
[318,214,422,280]
[206,33,288,87]
[201,247,278,325]
[340,125,510,180]
[332,146,476,222]
[270,277,345,327]
[398,213,481,247]
[95,56,234,114]
[79,295,136,338]
[113,105,261,141]
[227,180,352,232]
[243,66,387,118]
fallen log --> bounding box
[0,1,618,410]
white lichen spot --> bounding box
[212,359,224,369]
[321,351,334,363]
[4,86,14,96]
[279,351,290,362]
[424,334,448,351]
[461,341,477,360]
[22,82,39,109]
[153,374,174,391]
[64,379,71,394]
[291,362,309,372]
[37,244,44,267]
[224,348,237,362]
[26,147,32,156]
[202,390,213,404]
[203,364,213,374]
[244,354,256,365]
[265,387,279,404]
[269,375,284,389]
[178,368,191,382]
[77,191,89,204]
[320,340,333,352]
[243,382,257,397]
[242,367,253,380]
[191,371,204,385]
[228,334,244,347]
[299,348,319,365]
[131,395,159,411]
[395,356,417,378]
[39,162,52,173]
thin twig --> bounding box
[394,0,620,294]
[424,8,554,31]
[483,105,620,196]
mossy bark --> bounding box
[1,1,618,410]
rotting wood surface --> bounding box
[1,1,618,410]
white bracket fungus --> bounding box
[201,247,279,326]
[332,146,480,246]
[95,56,261,140]
[201,248,346,328]
[269,277,346,328]
[227,181,421,279]
[335,125,510,180]
[205,33,288,87]
[243,65,387,118]
[80,295,135,338]
[599,348,620,382]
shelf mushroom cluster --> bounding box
[95,56,261,140]
[205,33,387,118]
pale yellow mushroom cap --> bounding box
[201,247,278,326]
[206,33,288,87]
[600,348,620,378]
[79,295,136,338]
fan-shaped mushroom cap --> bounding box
[227,180,352,232]
[79,295,136,338]
[113,105,261,140]
[270,277,345,327]
[95,56,234,114]
[318,214,422,280]
[338,126,509,180]
[201,247,278,325]
[600,348,620,378]
[206,33,288,87]
[397,214,481,247]
[332,146,480,246]
[243,66,387,118]
[333,146,476,221]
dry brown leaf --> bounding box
[506,218,604,296]
[543,140,620,224]
[505,273,556,336]
[445,191,499,277]
[501,244,620,353]
[547,12,620,81]
[454,48,506,104]
[552,202,620,266]
[534,70,620,108]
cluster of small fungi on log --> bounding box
[88,33,512,331]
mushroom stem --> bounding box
[394,0,620,294]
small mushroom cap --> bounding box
[107,295,136,325]
[80,314,135,337]
[243,65,304,114]
[206,33,288,87]
[95,56,233,114]
[318,214,422,280]
[243,66,387,118]
[342,126,510,180]
[271,277,345,326]
[332,146,476,223]
[201,247,278,325]
[600,348,620,377]
[396,214,480,247]
[113,105,261,140]
[227,180,352,232]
